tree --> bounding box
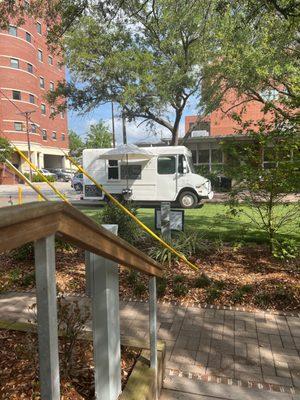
[200,0,300,121]
[222,119,300,251]
[0,137,13,162]
[85,121,112,149]
[49,0,219,145]
[68,130,84,158]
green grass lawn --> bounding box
[80,203,300,244]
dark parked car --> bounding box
[48,168,73,182]
[71,173,83,192]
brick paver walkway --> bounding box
[0,292,299,399]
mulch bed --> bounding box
[0,244,299,311]
[0,329,140,399]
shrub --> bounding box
[126,270,138,285]
[173,274,185,284]
[11,243,34,261]
[101,201,140,244]
[194,273,212,288]
[173,283,188,297]
[206,287,221,303]
[24,172,56,182]
[272,238,299,260]
[157,276,168,297]
[8,268,21,284]
[213,280,226,290]
[133,282,146,296]
[231,284,253,303]
[254,284,294,308]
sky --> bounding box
[67,97,199,145]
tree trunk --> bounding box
[171,109,182,145]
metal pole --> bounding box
[149,276,158,399]
[34,235,60,400]
[161,201,171,242]
[17,110,36,181]
[111,102,116,148]
[90,224,121,400]
[122,111,127,145]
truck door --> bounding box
[156,155,177,201]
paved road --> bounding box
[0,292,299,399]
[0,182,81,206]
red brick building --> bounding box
[0,16,69,176]
[184,92,273,172]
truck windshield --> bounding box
[188,156,195,173]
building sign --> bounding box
[155,209,184,231]
[191,130,209,137]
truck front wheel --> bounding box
[178,191,198,209]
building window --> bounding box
[27,63,33,73]
[37,22,42,34]
[48,56,53,65]
[8,26,17,36]
[29,94,35,104]
[60,110,65,119]
[14,122,23,131]
[49,82,54,91]
[50,106,55,116]
[198,149,209,163]
[108,160,119,180]
[38,49,43,62]
[41,104,46,115]
[157,156,176,174]
[40,77,45,88]
[42,129,47,140]
[61,133,65,141]
[31,124,37,133]
[12,90,21,100]
[25,32,31,43]
[52,131,57,139]
[10,58,19,69]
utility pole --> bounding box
[18,110,36,181]
[122,111,127,145]
[111,102,116,148]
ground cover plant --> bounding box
[0,328,140,399]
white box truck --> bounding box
[82,146,213,208]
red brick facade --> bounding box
[0,15,69,171]
[185,90,273,136]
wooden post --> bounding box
[149,276,158,399]
[34,235,60,400]
[161,201,171,241]
[89,224,121,400]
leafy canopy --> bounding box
[51,0,219,144]
[85,121,112,149]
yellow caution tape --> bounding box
[13,146,71,205]
[66,154,199,271]
[5,159,49,201]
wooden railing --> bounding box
[0,202,163,400]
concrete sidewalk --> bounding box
[0,292,299,399]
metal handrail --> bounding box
[0,201,163,277]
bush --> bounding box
[11,243,34,261]
[126,270,138,285]
[206,287,221,302]
[231,284,253,303]
[272,238,299,260]
[254,284,294,308]
[101,201,140,244]
[133,282,147,296]
[173,283,188,297]
[23,173,56,182]
[173,274,185,284]
[22,272,35,287]
[194,273,211,288]
[148,229,202,264]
